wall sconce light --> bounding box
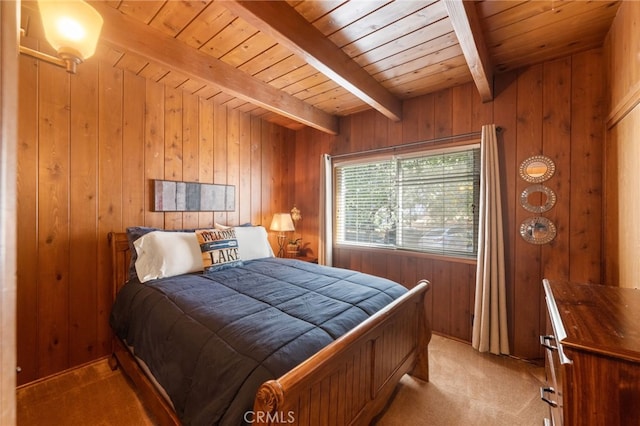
[20,0,103,74]
[270,213,295,258]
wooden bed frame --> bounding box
[108,231,431,425]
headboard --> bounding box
[108,232,130,301]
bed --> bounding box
[108,226,431,425]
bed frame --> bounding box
[108,231,431,425]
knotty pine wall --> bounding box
[16,53,294,385]
[292,48,605,360]
[604,0,640,289]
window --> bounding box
[335,145,480,257]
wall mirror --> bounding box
[519,155,555,183]
[520,184,556,213]
[519,217,556,244]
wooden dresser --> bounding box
[541,279,640,425]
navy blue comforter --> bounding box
[110,257,406,426]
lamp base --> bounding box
[276,233,286,258]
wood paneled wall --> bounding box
[292,48,605,359]
[604,1,640,288]
[1,1,18,423]
[16,53,294,385]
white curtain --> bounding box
[318,154,333,266]
[473,124,509,355]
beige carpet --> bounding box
[17,359,155,426]
[375,334,547,425]
[17,335,547,425]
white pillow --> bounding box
[233,226,275,260]
[134,231,203,283]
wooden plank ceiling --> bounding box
[22,0,620,134]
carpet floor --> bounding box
[17,334,547,425]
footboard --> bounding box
[252,280,431,426]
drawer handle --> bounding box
[540,386,558,408]
[540,334,557,351]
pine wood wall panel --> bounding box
[37,62,71,377]
[144,79,164,229]
[96,63,124,359]
[293,49,605,359]
[198,98,215,228]
[491,71,519,356]
[606,1,640,127]
[16,57,294,385]
[1,2,18,421]
[122,73,146,228]
[569,50,604,284]
[69,59,99,367]
[604,1,640,288]
[17,42,39,384]
[513,63,544,358]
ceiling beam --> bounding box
[444,0,494,102]
[90,2,339,135]
[221,1,403,122]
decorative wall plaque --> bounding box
[520,184,557,214]
[519,155,556,183]
[153,180,235,212]
[519,217,557,245]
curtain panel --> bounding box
[473,124,509,355]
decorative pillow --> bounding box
[133,230,203,283]
[195,228,242,272]
[233,226,275,260]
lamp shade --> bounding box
[270,213,295,232]
[38,0,103,62]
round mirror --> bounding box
[519,155,555,183]
[519,217,556,245]
[520,184,556,213]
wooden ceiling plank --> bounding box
[292,0,348,23]
[371,45,464,82]
[311,0,392,36]
[392,63,473,98]
[220,31,277,69]
[476,0,532,22]
[252,53,309,84]
[341,1,449,58]
[353,20,455,69]
[193,86,222,100]
[200,16,259,60]
[444,0,494,102]
[490,9,618,70]
[239,45,297,78]
[176,3,236,49]
[328,1,435,49]
[361,32,459,75]
[158,71,190,89]
[222,0,403,122]
[148,0,212,38]
[92,2,339,135]
[485,1,619,43]
[116,0,165,25]
[115,53,149,75]
[137,62,171,82]
[381,55,470,89]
